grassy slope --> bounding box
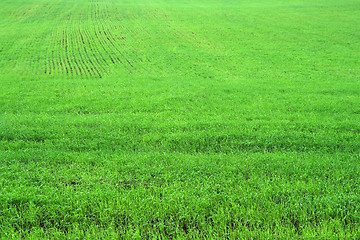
[1,0,360,238]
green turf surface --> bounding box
[1,0,360,238]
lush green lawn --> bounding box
[1,0,360,238]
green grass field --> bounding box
[1,0,360,238]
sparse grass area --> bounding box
[1,0,360,238]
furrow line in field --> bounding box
[81,26,108,75]
[63,29,72,75]
[83,26,111,77]
[75,25,96,77]
[122,24,154,71]
[87,2,112,72]
[64,13,78,77]
[60,29,66,75]
[60,29,70,75]
[69,32,78,76]
[109,6,155,69]
[93,28,116,65]
[70,28,85,76]
[52,29,62,76]
[92,23,131,73]
[43,7,72,76]
[92,2,133,73]
[66,26,77,76]
[50,52,55,75]
[44,52,48,74]
[73,26,95,78]
[78,29,102,78]
[101,6,143,72]
[101,24,137,71]
[123,23,153,70]
[32,2,55,76]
